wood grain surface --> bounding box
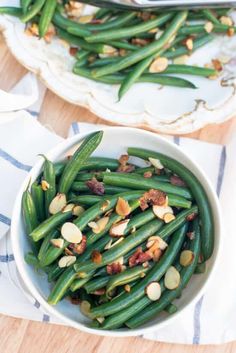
[0,33,236,353]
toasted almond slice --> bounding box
[163,213,176,224]
[116,197,131,216]
[109,219,130,237]
[88,217,109,234]
[227,27,235,36]
[104,237,124,250]
[65,247,74,256]
[153,248,163,262]
[62,203,75,213]
[148,157,164,170]
[41,180,50,191]
[50,238,64,249]
[146,236,168,250]
[88,221,99,231]
[155,30,164,40]
[149,57,168,73]
[180,250,194,267]
[103,45,118,55]
[78,15,93,23]
[142,261,149,268]
[173,54,189,65]
[100,200,110,211]
[72,205,85,216]
[96,317,105,324]
[140,272,146,278]
[91,250,102,264]
[145,282,161,301]
[185,38,193,50]
[124,284,131,292]
[153,205,173,220]
[58,255,76,268]
[204,21,214,33]
[80,300,92,318]
[164,266,180,290]
[104,239,113,250]
[61,222,82,243]
[220,15,233,26]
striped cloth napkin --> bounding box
[0,74,235,345]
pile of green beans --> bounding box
[0,3,234,99]
[22,130,214,330]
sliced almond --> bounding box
[88,217,109,234]
[173,55,189,65]
[163,213,176,224]
[153,248,163,262]
[204,21,214,33]
[115,197,131,216]
[180,250,194,267]
[153,205,173,220]
[108,256,124,266]
[220,15,233,26]
[142,261,150,268]
[50,238,64,249]
[146,236,168,250]
[96,317,105,324]
[65,247,74,256]
[80,300,92,318]
[148,157,164,170]
[62,203,75,213]
[78,15,93,23]
[145,282,161,301]
[164,266,181,290]
[41,180,50,191]
[185,38,193,51]
[140,272,146,278]
[124,284,131,293]
[58,255,76,268]
[104,237,124,250]
[61,222,82,243]
[109,219,130,237]
[149,57,168,73]
[100,200,110,211]
[72,205,85,216]
[91,250,102,264]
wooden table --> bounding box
[1,34,236,353]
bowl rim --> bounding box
[11,126,222,337]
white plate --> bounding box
[1,2,236,133]
[11,127,222,337]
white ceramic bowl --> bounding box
[11,127,221,337]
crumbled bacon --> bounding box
[106,262,122,275]
[128,247,152,267]
[212,59,223,72]
[139,189,167,211]
[70,297,81,305]
[186,213,198,221]
[69,47,78,56]
[92,288,106,295]
[117,154,135,173]
[72,235,87,254]
[91,250,102,264]
[86,177,105,195]
[170,175,186,187]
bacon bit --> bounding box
[139,189,167,211]
[129,248,152,267]
[91,250,102,264]
[70,297,81,305]
[227,28,235,37]
[140,12,151,21]
[92,289,106,295]
[64,247,74,256]
[69,47,78,57]
[86,177,105,195]
[144,171,153,178]
[186,213,197,221]
[212,59,223,72]
[131,38,151,46]
[117,154,135,173]
[106,262,122,275]
[73,235,87,254]
[170,175,186,187]
[90,19,103,24]
[187,231,195,240]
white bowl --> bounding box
[11,127,222,337]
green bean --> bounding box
[48,267,76,304]
[40,237,67,267]
[165,303,178,314]
[0,7,22,17]
[41,155,56,216]
[39,0,57,38]
[76,50,90,61]
[108,41,138,51]
[76,172,103,182]
[72,181,130,194]
[89,56,121,69]
[84,275,110,294]
[70,195,103,205]
[128,147,213,260]
[47,263,64,283]
[126,219,200,328]
[30,209,73,242]
[21,0,46,23]
[85,13,173,43]
[70,276,93,291]
[106,266,149,296]
[31,182,45,222]
[52,11,92,37]
[25,252,42,269]
[93,223,188,322]
[94,8,112,20]
[73,67,196,89]
[165,34,214,59]
[162,64,217,77]
[103,172,192,199]
[58,131,103,194]
[56,28,106,54]
[91,11,188,77]
[179,23,236,35]
[194,262,206,274]
[21,0,32,14]
[201,9,220,25]
[38,229,58,262]
[74,57,88,68]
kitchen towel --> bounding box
[0,74,235,345]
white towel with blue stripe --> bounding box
[0,74,235,345]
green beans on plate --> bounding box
[1,4,233,99]
[22,126,213,329]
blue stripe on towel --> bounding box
[26,109,38,118]
[0,254,15,262]
[71,122,80,135]
[0,214,11,226]
[42,314,50,322]
[0,149,32,171]
[173,136,180,145]
[34,300,40,309]
[192,144,227,344]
